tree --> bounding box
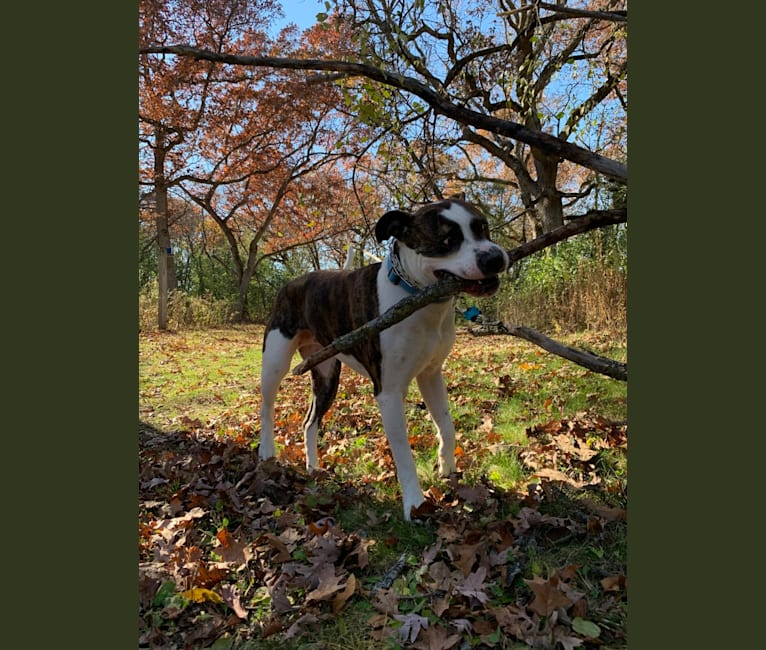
[140,0,628,262]
[333,0,626,239]
[139,2,627,185]
[139,0,280,326]
[140,1,374,322]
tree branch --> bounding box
[291,274,469,375]
[535,2,627,23]
[139,45,627,184]
[500,324,626,381]
[508,208,626,264]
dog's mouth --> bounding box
[435,270,501,297]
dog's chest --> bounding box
[375,268,456,381]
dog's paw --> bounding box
[402,494,426,522]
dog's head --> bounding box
[375,197,509,297]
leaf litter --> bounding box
[139,328,626,648]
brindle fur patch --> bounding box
[264,263,383,393]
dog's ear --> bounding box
[375,210,412,243]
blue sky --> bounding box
[274,0,325,32]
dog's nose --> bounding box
[477,248,507,274]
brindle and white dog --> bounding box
[258,197,509,520]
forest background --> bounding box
[138,0,627,340]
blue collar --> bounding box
[385,252,420,295]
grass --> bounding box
[139,325,264,432]
[139,323,628,648]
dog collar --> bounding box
[385,249,421,295]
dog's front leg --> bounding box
[375,391,425,521]
[416,369,457,477]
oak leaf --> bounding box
[450,618,472,634]
[553,627,585,650]
[215,529,253,565]
[524,575,574,616]
[219,583,248,619]
[412,624,461,650]
[457,566,490,604]
[372,587,400,615]
[450,542,482,576]
[394,613,429,644]
[283,613,318,640]
[305,564,345,603]
[332,573,357,613]
[491,605,537,637]
[431,596,450,617]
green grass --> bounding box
[139,325,264,431]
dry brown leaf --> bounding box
[524,575,574,616]
[372,587,400,616]
[305,564,345,603]
[332,573,357,613]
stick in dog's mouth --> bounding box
[434,270,501,297]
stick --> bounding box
[291,275,468,375]
[370,552,409,595]
[503,324,627,381]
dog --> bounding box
[258,196,509,520]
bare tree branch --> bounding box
[508,208,626,264]
[291,274,469,375]
[139,45,627,184]
[535,2,627,23]
[499,324,626,381]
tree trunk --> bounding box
[153,125,176,330]
[235,282,249,323]
[532,149,565,234]
[235,259,258,323]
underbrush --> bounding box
[139,326,627,648]
[139,283,239,331]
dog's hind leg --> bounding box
[259,329,298,460]
[416,369,457,477]
[302,358,341,470]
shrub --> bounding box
[496,227,627,334]
[138,282,238,330]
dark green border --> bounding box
[629,5,760,648]
[5,3,138,647]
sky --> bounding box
[273,0,326,32]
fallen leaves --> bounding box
[139,329,627,648]
[522,413,628,491]
[395,613,430,644]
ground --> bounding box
[139,325,627,649]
